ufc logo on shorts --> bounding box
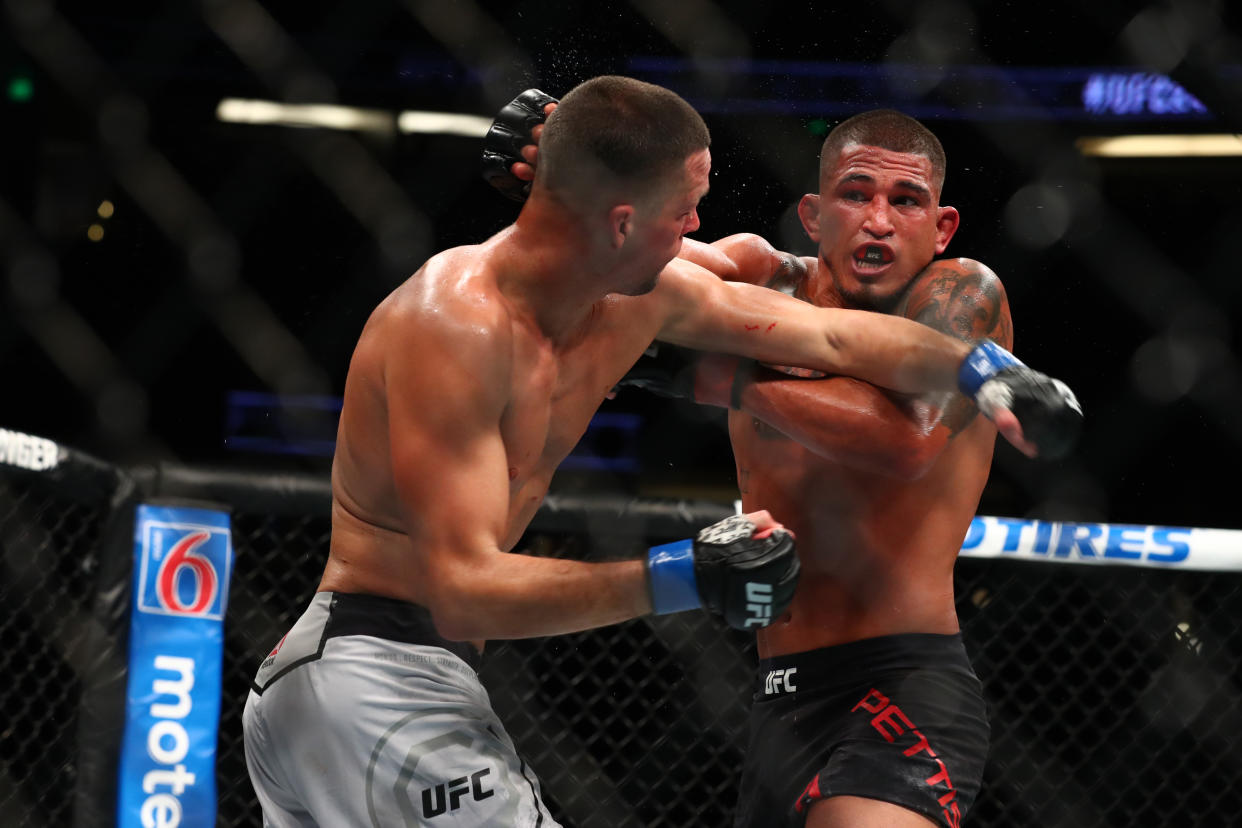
[764,667,798,695]
[421,768,494,817]
[744,582,773,627]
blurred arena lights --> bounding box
[216,98,394,132]
[216,97,493,137]
[395,110,493,137]
[1076,134,1242,157]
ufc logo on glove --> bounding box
[644,514,800,630]
[744,582,773,627]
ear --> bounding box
[609,204,634,249]
[934,205,960,254]
[797,194,821,242]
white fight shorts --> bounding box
[242,592,561,827]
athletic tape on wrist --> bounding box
[647,539,700,614]
[958,340,1023,397]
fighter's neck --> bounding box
[800,259,848,308]
[809,258,908,315]
[490,220,609,343]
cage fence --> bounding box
[4,4,1242,827]
[2,441,1240,828]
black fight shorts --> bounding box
[733,633,989,828]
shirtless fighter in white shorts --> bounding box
[242,78,1080,826]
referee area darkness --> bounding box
[3,1,1242,826]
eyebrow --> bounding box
[838,173,930,198]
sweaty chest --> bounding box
[731,414,888,514]
[501,328,641,483]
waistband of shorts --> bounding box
[323,592,481,672]
[754,633,971,693]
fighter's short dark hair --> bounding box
[538,75,711,196]
[820,109,946,194]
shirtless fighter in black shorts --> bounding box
[488,95,1081,827]
[244,76,1079,828]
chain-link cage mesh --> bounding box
[4,3,1242,827]
[0,469,111,827]
[956,562,1242,827]
[4,461,1242,827]
[218,510,332,826]
[213,508,1241,828]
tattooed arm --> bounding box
[900,257,1013,436]
[732,258,1012,478]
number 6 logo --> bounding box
[156,531,218,615]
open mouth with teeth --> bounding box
[853,244,894,269]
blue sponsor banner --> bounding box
[957,516,1242,571]
[118,504,233,828]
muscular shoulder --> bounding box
[362,247,515,370]
[391,248,509,328]
[902,257,1012,346]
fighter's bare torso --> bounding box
[315,216,1008,652]
[320,235,668,605]
[738,255,1007,658]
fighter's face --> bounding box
[620,148,710,296]
[800,143,958,310]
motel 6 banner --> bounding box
[117,503,234,828]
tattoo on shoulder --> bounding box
[905,259,1011,346]
[905,260,1012,435]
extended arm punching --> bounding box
[383,300,647,641]
[481,89,1083,459]
[381,278,798,639]
[726,257,1030,472]
[643,260,1081,457]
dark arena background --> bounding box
[3,1,1242,826]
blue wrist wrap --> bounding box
[958,340,1023,396]
[646,539,699,615]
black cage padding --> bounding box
[2,441,1240,828]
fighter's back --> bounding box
[320,245,489,604]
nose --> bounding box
[863,198,893,238]
[683,209,701,235]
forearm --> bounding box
[428,552,652,641]
[427,510,799,639]
[659,272,972,395]
[811,308,973,394]
[735,374,949,477]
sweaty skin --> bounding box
[681,143,1011,657]
[739,255,1005,654]
[507,107,1019,826]
[316,146,987,655]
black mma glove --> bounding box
[647,514,800,630]
[958,340,1084,459]
[481,88,559,202]
[617,343,755,409]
